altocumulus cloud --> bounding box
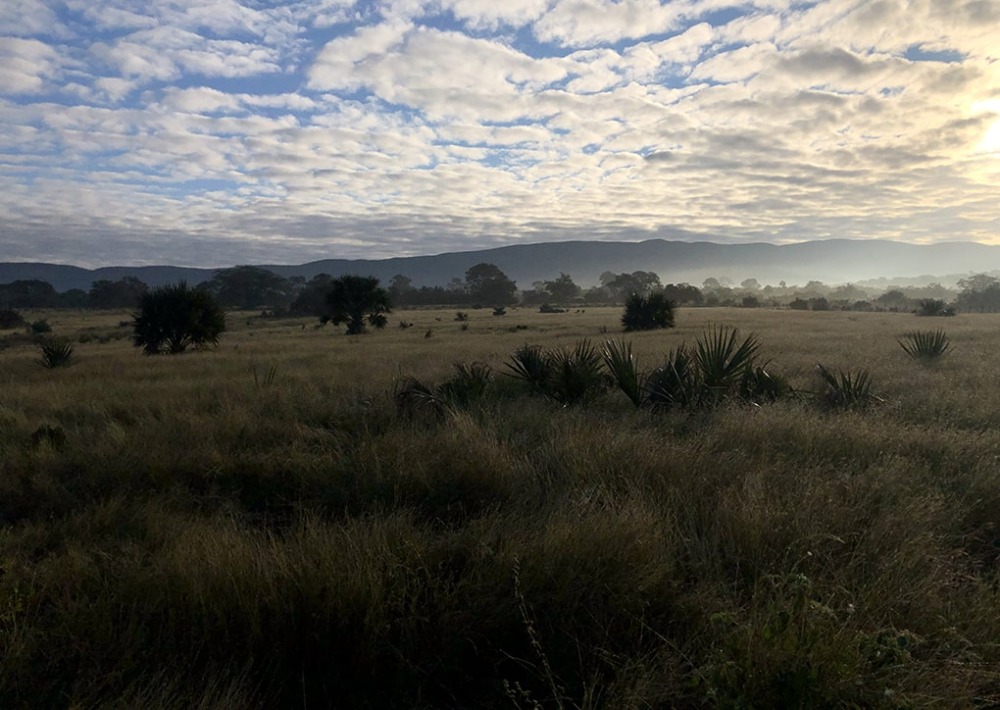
[0,0,998,266]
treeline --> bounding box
[4,263,1000,314]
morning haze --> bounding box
[3,1,1000,708]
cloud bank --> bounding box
[1,0,998,266]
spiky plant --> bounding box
[646,346,697,408]
[602,339,642,408]
[133,282,225,355]
[438,362,493,405]
[506,344,551,393]
[740,365,793,403]
[815,364,882,410]
[694,326,761,399]
[621,292,675,331]
[396,362,493,415]
[547,339,607,404]
[899,330,950,361]
[37,339,74,368]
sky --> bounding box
[1,0,998,268]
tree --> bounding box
[206,265,292,310]
[464,263,517,305]
[289,274,334,316]
[89,277,147,309]
[662,283,704,306]
[323,275,391,335]
[606,271,662,302]
[543,273,581,302]
[740,278,761,292]
[0,279,60,309]
[132,282,225,355]
[622,292,676,331]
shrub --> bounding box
[455,312,469,322]
[29,319,52,334]
[916,299,955,317]
[899,330,950,361]
[815,364,882,410]
[539,303,567,314]
[605,327,791,410]
[506,341,607,404]
[37,339,74,368]
[546,340,607,404]
[322,275,390,335]
[0,309,24,329]
[621,292,675,331]
[395,362,493,414]
[695,326,761,396]
[506,344,551,393]
[646,346,697,408]
[132,282,225,355]
[492,306,506,316]
[602,339,642,408]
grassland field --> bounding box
[2,305,1000,708]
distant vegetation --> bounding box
[8,265,1000,317]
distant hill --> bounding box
[2,239,998,292]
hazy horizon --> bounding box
[2,0,998,268]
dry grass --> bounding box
[1,306,1000,707]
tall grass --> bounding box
[1,307,1000,706]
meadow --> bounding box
[2,305,1000,708]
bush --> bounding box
[621,292,675,331]
[0,309,24,329]
[539,303,567,314]
[322,275,390,335]
[916,299,955,317]
[605,327,791,410]
[492,306,506,316]
[815,364,882,410]
[37,339,74,368]
[899,330,950,361]
[29,319,52,334]
[132,282,226,355]
[506,341,607,404]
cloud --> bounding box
[0,0,998,266]
[0,38,67,94]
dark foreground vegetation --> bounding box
[1,307,1000,708]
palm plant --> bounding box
[694,326,761,401]
[547,340,606,404]
[899,330,950,361]
[506,344,551,393]
[37,339,74,368]
[602,339,642,407]
[815,364,882,410]
[621,292,675,331]
[646,346,697,408]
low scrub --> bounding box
[621,292,675,331]
[36,339,74,368]
[507,341,607,404]
[815,364,882,410]
[605,326,791,410]
[899,330,950,361]
[396,362,494,414]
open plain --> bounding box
[2,306,1000,707]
